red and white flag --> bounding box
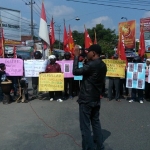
[39,2,50,45]
[84,25,92,49]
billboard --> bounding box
[0,7,21,41]
[119,20,136,50]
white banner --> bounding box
[24,60,48,77]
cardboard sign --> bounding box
[56,60,74,78]
[103,59,126,78]
[39,73,64,91]
[126,63,146,89]
[24,60,48,77]
[0,58,23,76]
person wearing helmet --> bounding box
[45,55,63,102]
[129,56,144,104]
[31,51,42,100]
[63,52,73,100]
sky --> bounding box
[0,0,150,41]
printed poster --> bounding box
[74,62,83,80]
[126,63,145,89]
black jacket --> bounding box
[73,56,107,103]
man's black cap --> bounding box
[87,44,102,55]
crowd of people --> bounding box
[0,47,150,105]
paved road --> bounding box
[0,80,150,150]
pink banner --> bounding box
[0,58,23,76]
[56,60,73,78]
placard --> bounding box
[39,73,64,91]
[56,60,73,78]
[74,62,83,80]
[0,58,23,76]
[103,59,126,78]
[24,60,48,77]
[126,63,145,89]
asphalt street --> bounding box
[0,80,150,150]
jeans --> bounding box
[79,101,104,150]
[32,77,39,97]
[131,88,143,101]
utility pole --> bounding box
[55,25,61,49]
[25,0,35,40]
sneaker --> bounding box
[50,98,54,101]
[129,100,134,103]
[140,100,143,104]
[57,99,63,102]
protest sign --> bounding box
[126,63,145,89]
[24,60,48,77]
[74,62,83,80]
[39,73,64,91]
[56,60,73,78]
[103,59,126,78]
[148,67,150,83]
[0,58,23,76]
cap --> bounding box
[49,55,56,59]
[87,44,102,55]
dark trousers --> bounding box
[108,78,120,100]
[131,88,143,101]
[49,91,62,100]
[73,80,80,96]
[64,78,73,97]
[79,102,104,150]
[32,77,39,97]
[120,78,128,96]
[145,82,150,99]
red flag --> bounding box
[84,25,92,49]
[94,29,97,44]
[49,17,55,45]
[0,28,4,58]
[63,21,68,52]
[68,25,74,54]
[13,46,17,58]
[138,25,145,57]
[119,34,126,61]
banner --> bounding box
[103,59,126,78]
[56,60,73,78]
[39,73,64,91]
[126,63,145,89]
[74,62,83,80]
[0,58,23,76]
[140,17,150,40]
[119,20,136,49]
[24,60,48,77]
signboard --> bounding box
[140,17,150,40]
[24,60,48,77]
[103,59,126,78]
[56,60,74,78]
[0,58,23,76]
[39,73,64,91]
[145,40,150,52]
[0,7,21,41]
[126,63,145,89]
[119,20,136,49]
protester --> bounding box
[0,63,13,104]
[107,54,121,102]
[63,52,73,100]
[129,56,144,104]
[73,44,107,150]
[145,59,150,101]
[31,51,42,100]
[45,55,63,102]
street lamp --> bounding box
[75,17,80,21]
[121,17,127,21]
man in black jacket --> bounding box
[73,44,107,150]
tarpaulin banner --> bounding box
[119,20,136,49]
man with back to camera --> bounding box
[73,44,107,150]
